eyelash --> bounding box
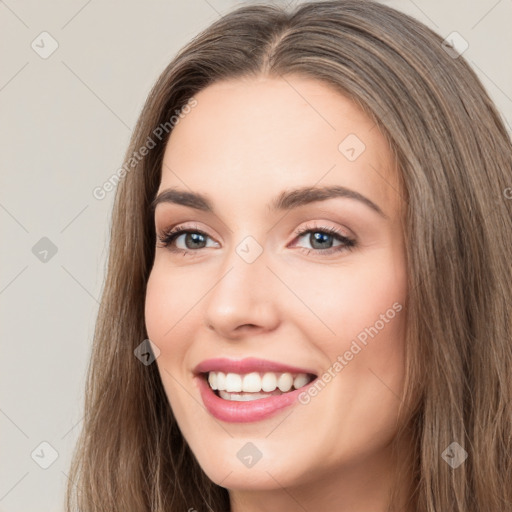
[156,222,356,257]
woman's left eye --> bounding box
[292,224,356,255]
[156,224,356,256]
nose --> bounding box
[203,248,280,340]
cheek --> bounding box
[144,269,198,414]
[144,265,200,344]
[289,250,406,348]
[144,270,171,342]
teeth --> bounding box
[293,374,310,389]
[225,373,242,392]
[208,372,218,390]
[261,372,277,392]
[207,371,314,393]
[277,373,293,392]
[242,372,261,392]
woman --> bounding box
[66,1,512,511]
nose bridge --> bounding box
[203,240,279,336]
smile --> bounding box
[193,358,319,422]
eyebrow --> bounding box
[150,185,387,218]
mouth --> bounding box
[193,358,319,423]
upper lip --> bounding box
[194,357,317,376]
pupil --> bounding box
[311,232,332,249]
[187,233,206,249]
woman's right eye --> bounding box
[157,226,219,255]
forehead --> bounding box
[161,75,401,220]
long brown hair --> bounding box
[65,1,512,510]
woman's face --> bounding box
[145,75,408,504]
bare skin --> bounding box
[145,75,411,512]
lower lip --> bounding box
[196,374,314,423]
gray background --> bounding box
[1,0,511,510]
